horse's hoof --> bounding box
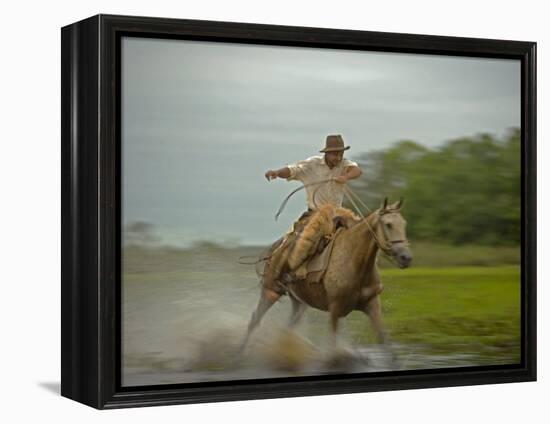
[323,347,357,372]
[388,352,400,370]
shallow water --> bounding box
[122,245,519,387]
[123,339,504,387]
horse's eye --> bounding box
[386,223,392,229]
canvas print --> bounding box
[121,36,521,386]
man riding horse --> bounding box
[240,136,411,356]
[263,134,363,297]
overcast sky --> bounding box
[121,36,520,247]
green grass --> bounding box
[346,265,521,364]
[377,242,520,268]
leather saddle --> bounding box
[302,227,345,284]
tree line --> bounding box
[348,128,521,245]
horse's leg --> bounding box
[364,295,388,344]
[287,294,307,328]
[328,304,342,348]
[239,287,281,353]
[324,304,355,370]
[358,268,387,345]
[362,295,398,367]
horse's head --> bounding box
[375,197,413,269]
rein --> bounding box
[277,177,408,264]
[342,185,408,266]
[241,180,407,268]
[275,178,408,261]
[344,185,398,265]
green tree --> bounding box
[349,129,520,245]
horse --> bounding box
[241,198,412,355]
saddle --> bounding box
[301,227,345,283]
[262,205,359,292]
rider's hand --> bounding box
[265,170,278,181]
[334,175,348,184]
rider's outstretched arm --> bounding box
[265,167,291,181]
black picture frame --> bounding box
[61,14,536,409]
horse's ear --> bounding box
[396,197,404,210]
[382,197,388,210]
[387,197,403,211]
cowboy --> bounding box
[264,134,362,210]
[262,134,363,293]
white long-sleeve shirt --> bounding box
[286,155,359,210]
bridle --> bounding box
[376,209,410,256]
[342,185,409,262]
